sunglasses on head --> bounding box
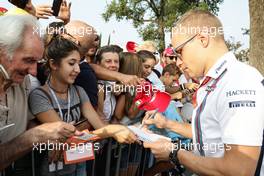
[46,32,81,48]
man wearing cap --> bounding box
[143,10,264,175]
[162,47,178,68]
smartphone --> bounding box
[8,0,28,9]
[51,0,63,16]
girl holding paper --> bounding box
[29,34,137,176]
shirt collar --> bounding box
[205,52,236,80]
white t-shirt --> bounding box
[192,52,264,157]
[147,71,165,91]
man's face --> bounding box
[164,55,177,65]
[163,73,179,86]
[1,29,43,84]
[172,32,204,79]
[85,33,100,57]
[99,52,119,72]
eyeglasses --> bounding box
[168,56,177,61]
[173,34,197,59]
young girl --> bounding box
[29,35,136,176]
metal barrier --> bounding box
[1,138,187,176]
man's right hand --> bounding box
[142,111,168,129]
[35,121,82,143]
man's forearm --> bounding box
[90,63,119,81]
[165,120,192,139]
[0,128,40,170]
[178,148,258,176]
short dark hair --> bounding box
[162,63,181,76]
[137,50,156,63]
[95,45,123,63]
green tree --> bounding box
[102,0,223,51]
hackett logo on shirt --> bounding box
[229,100,256,108]
[226,90,256,97]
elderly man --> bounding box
[0,15,82,171]
[143,10,264,175]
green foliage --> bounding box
[226,36,249,62]
[102,0,223,51]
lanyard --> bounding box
[193,69,227,156]
[48,85,71,122]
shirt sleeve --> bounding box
[28,88,54,115]
[75,86,90,104]
[217,73,264,146]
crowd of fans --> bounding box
[0,1,264,176]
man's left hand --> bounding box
[143,139,174,161]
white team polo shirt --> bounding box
[191,52,264,157]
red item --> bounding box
[126,41,138,53]
[163,47,176,57]
[0,7,8,14]
[192,76,212,107]
[134,81,171,112]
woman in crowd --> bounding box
[29,34,137,176]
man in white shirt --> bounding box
[143,9,264,175]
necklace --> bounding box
[47,79,68,94]
[48,85,68,94]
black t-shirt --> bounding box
[74,62,98,107]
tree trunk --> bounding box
[157,24,165,52]
[249,0,264,75]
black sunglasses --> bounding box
[168,56,177,61]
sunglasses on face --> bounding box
[168,56,177,61]
[173,34,198,58]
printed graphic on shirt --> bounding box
[262,79,264,86]
[54,103,81,122]
[226,90,256,97]
[229,100,256,108]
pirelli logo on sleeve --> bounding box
[229,100,256,108]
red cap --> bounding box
[0,7,8,15]
[163,47,176,57]
[134,81,171,112]
[126,41,138,53]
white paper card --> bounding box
[128,126,171,142]
[65,143,94,163]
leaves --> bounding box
[226,36,249,62]
[102,0,223,50]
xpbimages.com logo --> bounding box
[32,26,97,37]
[32,140,100,153]
[163,141,232,154]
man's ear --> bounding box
[197,33,209,48]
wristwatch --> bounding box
[169,142,180,165]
